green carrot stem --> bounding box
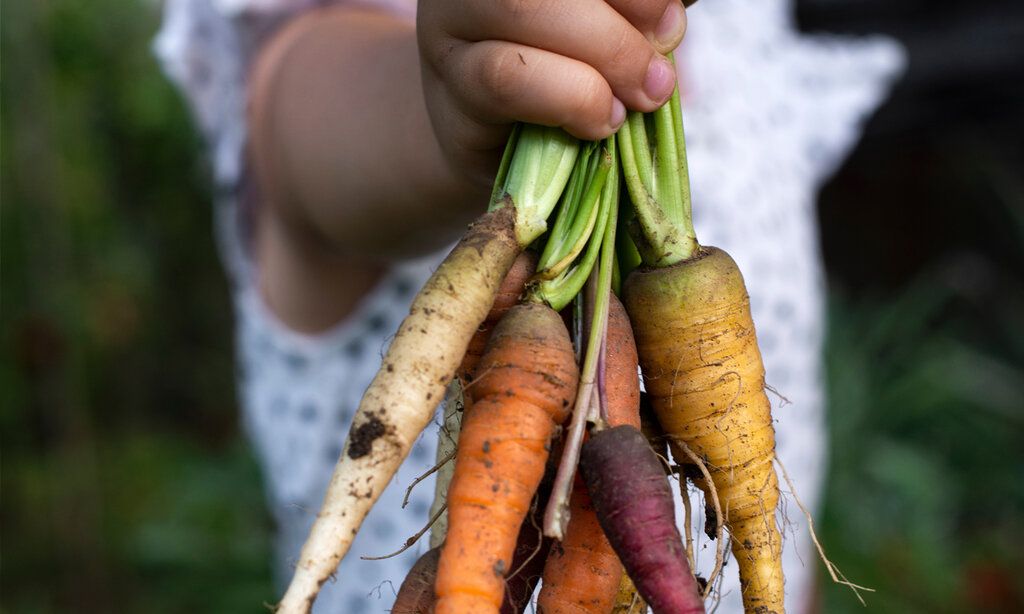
[611,255,621,297]
[530,140,616,311]
[491,124,580,246]
[616,206,643,281]
[618,115,677,265]
[653,102,683,227]
[616,53,698,266]
[535,150,612,281]
[667,66,693,228]
[538,142,596,271]
[542,147,618,538]
[625,112,654,195]
[488,123,521,209]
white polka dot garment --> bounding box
[154,0,904,612]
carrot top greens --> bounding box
[489,124,581,247]
[529,139,616,312]
[541,138,620,539]
[618,54,699,267]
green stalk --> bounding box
[488,123,521,209]
[530,139,616,311]
[653,102,683,227]
[536,143,600,275]
[542,151,619,539]
[618,114,676,265]
[535,150,611,280]
[616,53,698,266]
[622,112,654,194]
[616,209,643,281]
[611,256,621,297]
[491,124,581,246]
[667,67,693,228]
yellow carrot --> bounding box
[623,247,783,613]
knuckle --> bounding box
[425,38,455,75]
[651,0,674,20]
[497,0,539,20]
[478,49,522,107]
[604,26,642,74]
[567,75,610,132]
[626,0,666,23]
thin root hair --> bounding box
[360,504,447,561]
[681,475,695,569]
[675,438,726,599]
[507,495,548,580]
[402,448,456,508]
[763,382,791,406]
[775,456,874,606]
[368,579,397,599]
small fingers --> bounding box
[429,0,678,111]
[605,0,687,54]
[441,40,625,141]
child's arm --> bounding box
[248,2,687,331]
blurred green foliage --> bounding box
[816,92,1024,613]
[2,1,1022,613]
[821,263,1024,613]
[1,0,274,611]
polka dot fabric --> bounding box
[155,0,904,611]
[235,254,443,612]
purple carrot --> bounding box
[580,425,705,614]
[393,547,440,614]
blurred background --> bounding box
[2,1,1022,612]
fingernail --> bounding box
[654,1,685,48]
[643,56,676,104]
[610,97,626,128]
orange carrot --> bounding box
[435,303,578,614]
[536,478,621,614]
[536,293,639,613]
[458,251,539,384]
[603,293,642,430]
[500,506,551,614]
[500,443,559,614]
[431,251,540,549]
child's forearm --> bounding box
[249,7,489,261]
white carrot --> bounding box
[277,125,579,613]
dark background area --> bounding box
[801,1,1024,611]
[3,1,1022,612]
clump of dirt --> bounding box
[348,415,388,459]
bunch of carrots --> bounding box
[276,48,790,614]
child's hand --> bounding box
[249,4,688,329]
[418,0,688,183]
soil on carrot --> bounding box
[348,415,389,459]
[462,204,517,256]
[682,464,702,480]
[704,504,718,540]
